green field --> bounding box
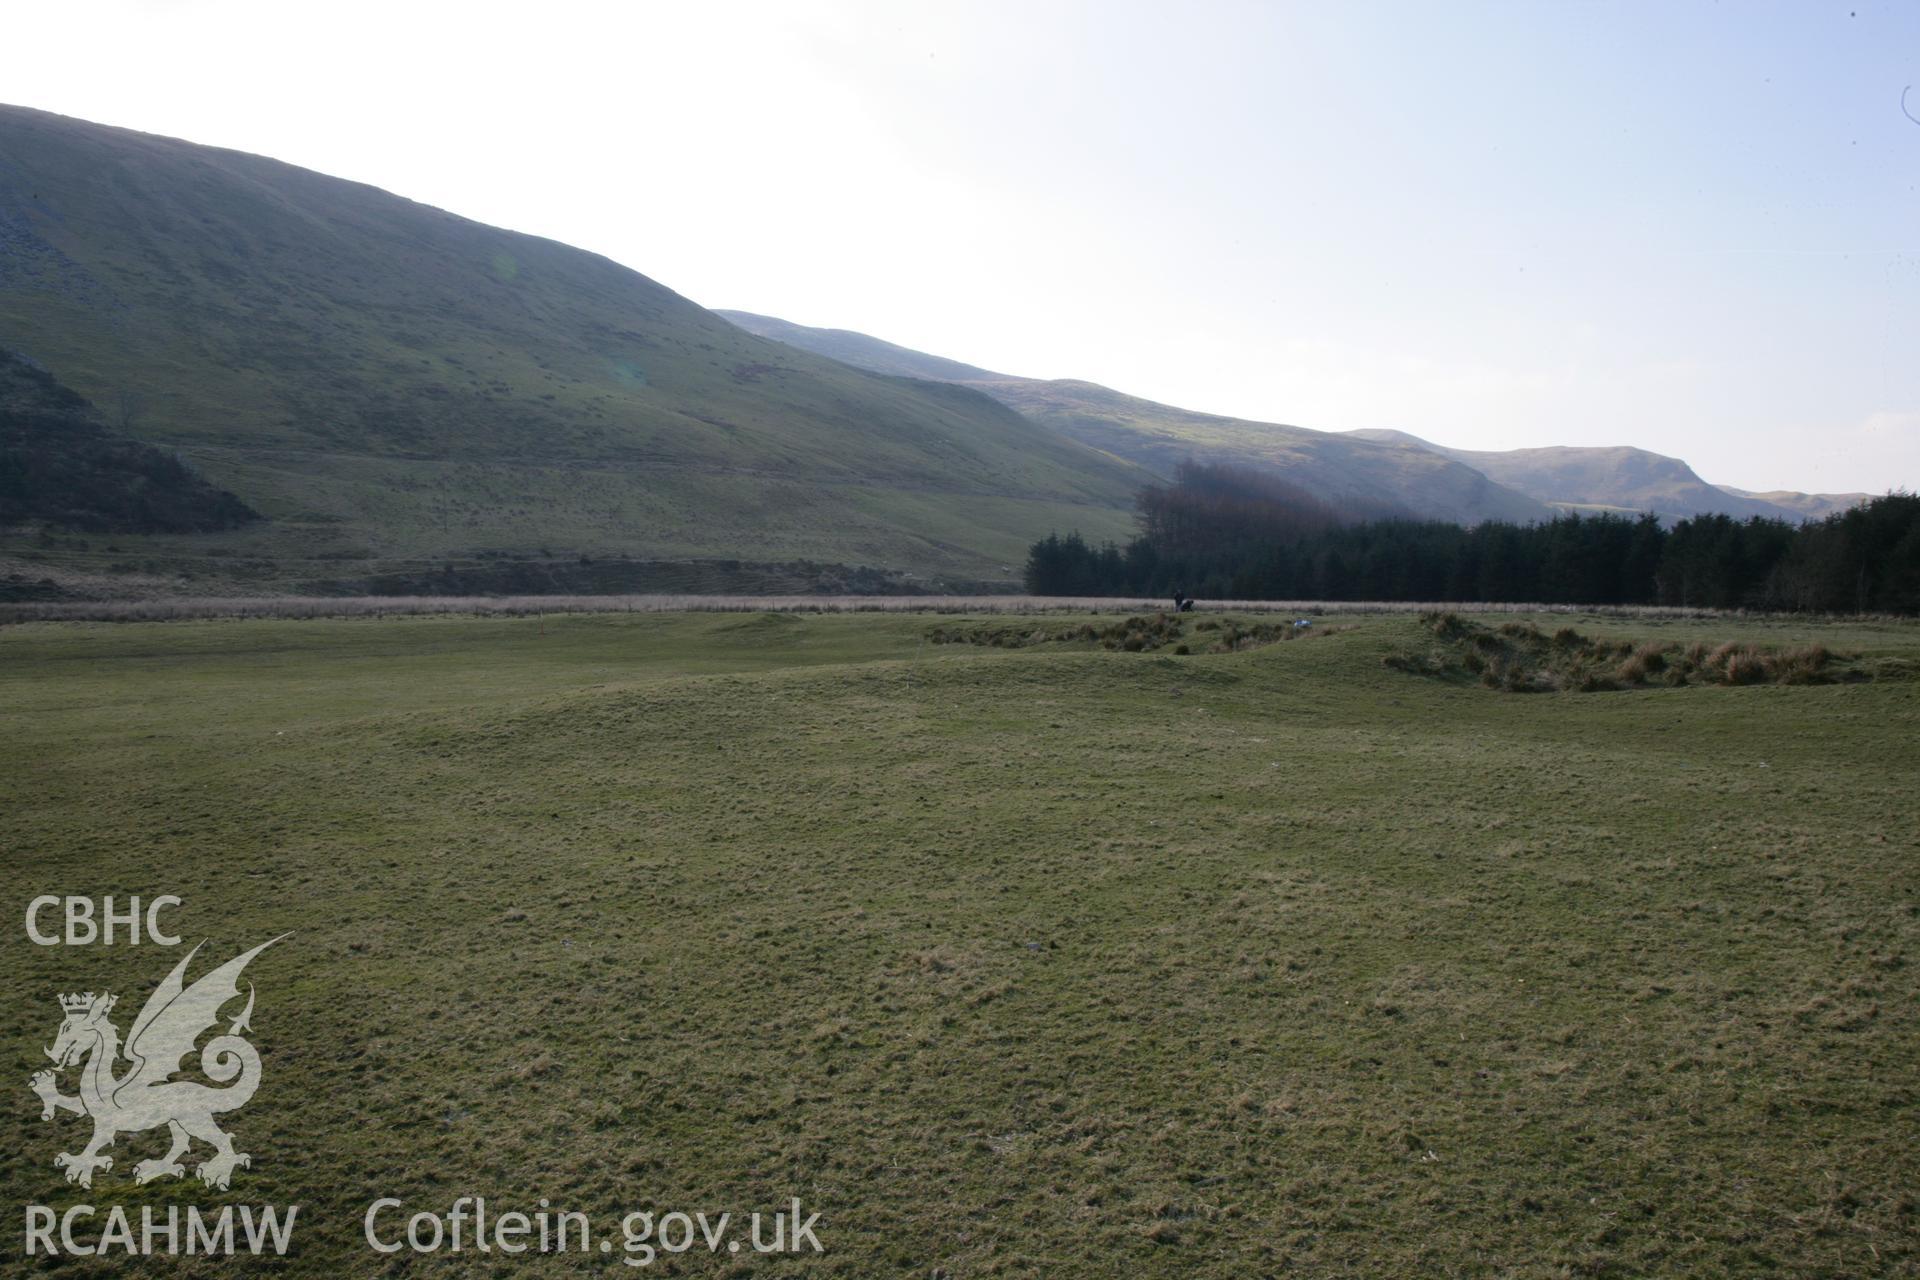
[4,610,1917,1276]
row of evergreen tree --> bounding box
[1025,463,1920,612]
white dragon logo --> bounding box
[27,936,287,1190]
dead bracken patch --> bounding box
[927,613,1342,655]
[1386,612,1869,692]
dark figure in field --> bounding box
[1173,591,1195,613]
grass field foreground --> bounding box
[3,609,1917,1276]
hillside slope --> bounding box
[716,310,1007,383]
[0,107,1146,592]
[720,311,1863,528]
[720,311,1549,525]
[0,346,255,534]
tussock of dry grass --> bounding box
[1390,612,1863,692]
[929,612,1347,655]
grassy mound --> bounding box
[1388,611,1863,692]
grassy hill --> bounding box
[0,107,1147,594]
[5,606,1915,1274]
[720,311,1550,525]
[976,379,1549,523]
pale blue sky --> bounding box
[8,0,1917,492]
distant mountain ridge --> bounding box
[721,310,1865,526]
[1347,430,1867,522]
[1718,486,1872,520]
[719,311,1550,525]
[0,105,1149,593]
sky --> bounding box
[7,0,1918,494]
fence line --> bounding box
[0,594,1796,626]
